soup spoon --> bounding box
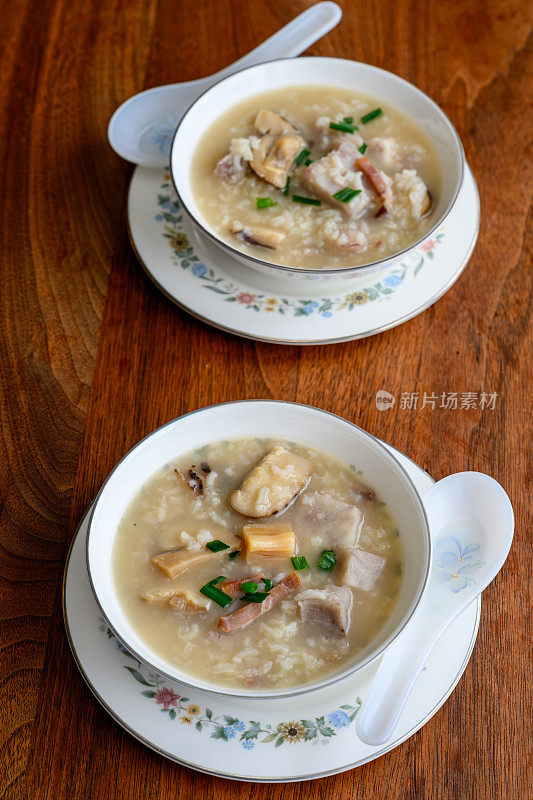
[108,1,342,167]
[355,471,514,746]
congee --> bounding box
[191,86,441,269]
[113,438,403,690]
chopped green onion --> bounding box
[240,581,259,593]
[256,197,278,210]
[332,187,362,203]
[228,550,240,559]
[291,555,309,570]
[329,121,358,133]
[242,591,270,603]
[361,107,383,124]
[359,142,368,154]
[199,582,233,607]
[262,578,272,591]
[305,157,313,166]
[317,550,337,571]
[206,540,230,553]
[207,575,226,585]
[343,116,354,124]
[292,195,321,206]
[294,148,311,166]
[283,176,290,196]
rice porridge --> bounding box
[113,437,403,690]
[191,86,441,269]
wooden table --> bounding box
[1,0,531,797]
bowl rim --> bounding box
[85,400,432,700]
[170,56,465,276]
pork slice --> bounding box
[217,572,302,633]
[340,548,386,591]
[303,135,371,218]
[297,585,353,636]
[220,574,263,598]
[296,491,363,549]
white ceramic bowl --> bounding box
[170,57,464,284]
[86,401,431,699]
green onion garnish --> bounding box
[343,116,354,124]
[242,591,270,603]
[208,575,226,585]
[291,555,309,570]
[292,195,321,206]
[294,148,311,166]
[332,187,362,203]
[329,121,358,133]
[228,550,240,559]
[359,142,368,154]
[262,578,272,591]
[283,176,290,196]
[199,582,233,607]
[240,581,259,593]
[317,550,337,571]
[206,540,230,553]
[361,108,383,124]
[256,197,278,210]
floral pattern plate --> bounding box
[127,165,479,344]
[63,443,481,782]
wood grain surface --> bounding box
[1,0,531,797]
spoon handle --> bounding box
[211,2,342,80]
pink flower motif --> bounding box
[236,292,256,305]
[420,239,436,253]
[155,687,179,709]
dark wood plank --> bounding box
[0,0,531,798]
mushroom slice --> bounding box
[229,446,312,518]
[297,585,353,636]
[151,534,240,579]
[255,109,296,135]
[168,589,211,613]
[250,132,306,189]
[421,189,432,217]
[230,221,285,250]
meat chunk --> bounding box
[230,221,285,249]
[339,548,386,591]
[220,574,262,598]
[295,491,363,549]
[230,446,312,518]
[297,585,353,636]
[355,156,393,214]
[151,534,240,579]
[303,135,371,218]
[217,572,302,633]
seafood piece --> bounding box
[249,132,306,189]
[323,220,367,252]
[242,524,296,559]
[296,491,363,549]
[340,548,386,591]
[168,589,211,613]
[151,534,240,579]
[255,108,296,135]
[218,572,302,633]
[297,585,353,636]
[230,221,285,249]
[229,445,312,518]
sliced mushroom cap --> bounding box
[229,445,312,518]
[255,108,296,136]
[230,221,285,250]
[421,189,432,217]
[250,131,306,189]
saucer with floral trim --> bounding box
[127,165,479,344]
[64,442,480,782]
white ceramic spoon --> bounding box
[108,1,342,167]
[356,471,514,746]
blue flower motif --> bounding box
[434,536,481,592]
[326,710,350,729]
[300,300,320,315]
[148,114,180,156]
[232,721,245,732]
[224,726,237,739]
[116,640,131,656]
[383,274,402,287]
[191,262,207,277]
[155,214,163,222]
[242,739,255,750]
[321,311,332,318]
